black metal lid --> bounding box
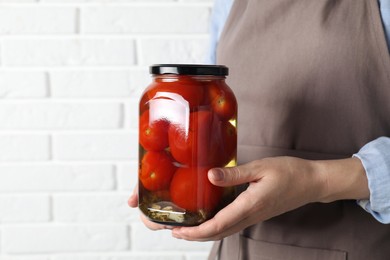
[150,64,229,76]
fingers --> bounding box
[140,214,174,231]
[172,190,256,241]
[208,161,261,187]
[172,162,265,241]
[128,184,174,231]
[127,185,138,208]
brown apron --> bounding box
[210,0,390,259]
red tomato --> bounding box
[167,123,192,165]
[140,151,176,191]
[209,82,237,121]
[147,76,205,109]
[139,110,170,151]
[170,167,223,212]
[214,121,237,166]
[168,111,218,166]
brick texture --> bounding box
[0,195,50,223]
[81,6,210,34]
[3,38,137,66]
[2,224,130,253]
[0,0,213,259]
[0,7,76,34]
[0,164,115,192]
[0,134,50,161]
[0,71,47,98]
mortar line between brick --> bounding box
[75,7,81,34]
[0,39,4,68]
[0,40,3,68]
[44,71,51,98]
[0,160,137,166]
[118,102,126,129]
[48,194,54,222]
[48,134,53,161]
[10,3,212,7]
[0,66,149,71]
[0,34,209,39]
[134,38,141,66]
[113,164,118,191]
[0,128,137,134]
[0,98,138,103]
[127,224,132,251]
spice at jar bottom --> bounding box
[138,64,238,226]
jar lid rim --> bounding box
[150,64,229,76]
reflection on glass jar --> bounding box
[138,64,237,226]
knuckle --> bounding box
[229,166,242,183]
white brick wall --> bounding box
[0,0,213,259]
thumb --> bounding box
[208,164,256,187]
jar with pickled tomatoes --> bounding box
[138,64,237,226]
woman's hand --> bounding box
[171,156,368,241]
[128,185,173,230]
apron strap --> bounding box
[208,240,222,260]
[208,233,242,260]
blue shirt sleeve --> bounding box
[354,137,390,224]
[208,0,390,223]
[205,0,234,64]
[379,0,390,51]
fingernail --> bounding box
[210,168,224,182]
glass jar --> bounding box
[138,64,237,226]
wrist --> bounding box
[313,157,369,203]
